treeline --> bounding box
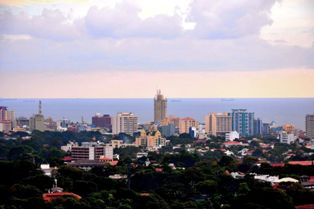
[1,156,314,209]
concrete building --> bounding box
[205,112,232,136]
[254,118,263,136]
[231,109,254,137]
[0,121,11,133]
[29,101,45,132]
[135,130,148,147]
[306,114,314,139]
[135,130,166,149]
[262,123,271,136]
[0,106,8,121]
[225,131,240,141]
[279,131,296,144]
[154,90,167,123]
[179,117,199,134]
[16,117,30,128]
[159,123,176,137]
[112,112,138,135]
[92,113,112,129]
[147,131,166,149]
[111,139,123,148]
[71,143,113,161]
[189,127,197,138]
[0,106,13,133]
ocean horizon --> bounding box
[1,98,314,130]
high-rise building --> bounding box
[29,101,45,131]
[205,112,232,136]
[154,90,167,123]
[0,106,8,121]
[92,114,112,129]
[231,109,254,137]
[178,117,198,134]
[0,106,12,133]
[306,114,314,139]
[254,118,263,136]
[262,123,271,136]
[112,112,138,135]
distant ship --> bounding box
[170,99,182,102]
[221,98,235,101]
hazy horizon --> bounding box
[1,0,314,98]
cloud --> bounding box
[0,9,81,40]
[260,0,314,48]
[187,0,277,38]
[0,0,313,76]
[83,3,183,38]
[0,0,279,40]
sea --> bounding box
[0,98,314,130]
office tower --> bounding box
[0,106,8,121]
[112,112,138,135]
[0,106,12,133]
[306,114,314,139]
[205,112,232,136]
[231,109,254,137]
[29,101,45,131]
[154,90,167,123]
[254,118,263,136]
[262,123,271,136]
[178,117,198,134]
[92,113,112,129]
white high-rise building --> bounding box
[112,112,138,135]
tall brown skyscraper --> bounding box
[154,90,167,123]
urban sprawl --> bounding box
[1,92,314,209]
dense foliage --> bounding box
[0,131,314,209]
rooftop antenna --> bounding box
[39,100,42,115]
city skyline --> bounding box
[1,0,314,98]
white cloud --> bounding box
[0,9,81,40]
[187,0,276,38]
[260,0,314,48]
[84,3,183,38]
[0,0,313,76]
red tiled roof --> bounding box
[180,117,195,121]
[43,192,81,202]
[271,163,285,167]
[224,141,241,145]
[63,156,72,161]
[155,168,163,172]
[288,161,314,166]
[110,160,119,166]
[307,176,314,183]
[99,156,113,161]
[295,204,314,209]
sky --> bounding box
[0,0,313,98]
